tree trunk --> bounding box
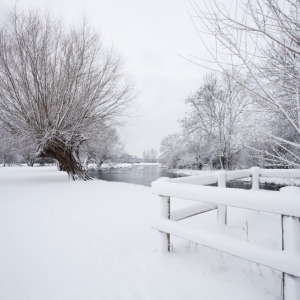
[57,161,65,171]
[219,156,225,169]
[22,154,36,167]
[97,160,103,169]
[29,157,35,167]
[28,156,35,167]
[39,141,91,181]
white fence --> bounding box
[151,167,300,300]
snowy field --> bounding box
[0,167,285,299]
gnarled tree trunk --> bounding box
[39,140,91,181]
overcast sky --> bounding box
[0,0,213,157]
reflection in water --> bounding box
[87,165,185,187]
[88,165,285,190]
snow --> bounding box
[152,178,300,217]
[282,216,300,253]
[217,204,227,227]
[171,169,254,186]
[171,203,217,221]
[152,218,300,277]
[0,166,295,299]
[170,168,216,176]
[160,195,170,219]
[260,169,300,178]
[172,173,218,185]
[280,186,300,195]
[170,168,300,186]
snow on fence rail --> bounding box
[151,167,300,300]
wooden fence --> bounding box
[151,167,300,300]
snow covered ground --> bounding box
[171,169,216,176]
[0,167,285,299]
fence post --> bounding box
[217,171,227,227]
[158,195,170,253]
[282,215,300,299]
[250,167,260,190]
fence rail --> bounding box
[151,167,300,300]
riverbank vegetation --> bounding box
[160,0,300,171]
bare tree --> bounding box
[149,149,158,161]
[191,0,300,168]
[80,125,123,169]
[180,72,250,169]
[0,125,19,166]
[143,150,150,160]
[0,7,135,179]
[160,133,185,169]
[142,149,158,162]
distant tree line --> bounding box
[143,149,158,162]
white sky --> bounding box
[0,0,213,157]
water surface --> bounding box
[88,165,185,187]
[88,165,285,190]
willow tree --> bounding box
[0,7,134,180]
